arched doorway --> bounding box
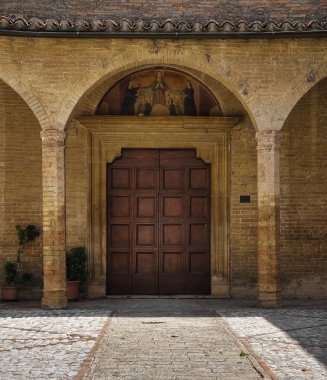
[68,66,243,298]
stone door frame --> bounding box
[78,116,240,298]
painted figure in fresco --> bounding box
[183,80,197,116]
[122,80,140,115]
[150,71,170,115]
[151,71,168,105]
[144,97,152,115]
[169,97,177,115]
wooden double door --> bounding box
[107,149,210,295]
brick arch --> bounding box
[54,50,257,130]
[280,65,327,131]
[74,64,246,118]
[0,68,51,129]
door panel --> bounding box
[162,196,184,217]
[135,196,156,218]
[107,149,210,295]
[110,196,131,218]
[110,168,131,189]
[136,168,157,189]
[189,167,209,189]
[162,168,184,190]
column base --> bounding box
[211,277,230,298]
[87,281,107,298]
[257,291,283,308]
[42,289,67,309]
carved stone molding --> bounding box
[256,130,280,152]
[40,129,66,147]
[78,116,235,298]
[0,16,326,35]
[67,119,85,137]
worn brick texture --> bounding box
[65,124,89,250]
[1,1,326,22]
[0,36,326,300]
[230,118,258,297]
[0,81,42,299]
[280,78,327,298]
[230,78,327,298]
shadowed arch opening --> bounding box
[280,76,327,298]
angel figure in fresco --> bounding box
[183,80,197,116]
[122,80,140,115]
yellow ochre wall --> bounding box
[0,37,326,299]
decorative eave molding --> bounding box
[0,17,326,37]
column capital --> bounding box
[40,129,66,147]
[256,130,280,151]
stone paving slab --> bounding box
[218,308,327,380]
[0,308,110,379]
[84,299,263,380]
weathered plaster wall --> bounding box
[0,81,42,298]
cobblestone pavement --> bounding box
[218,307,327,380]
[0,308,110,379]
[0,299,326,380]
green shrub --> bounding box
[2,224,40,286]
[66,247,87,282]
[4,261,18,285]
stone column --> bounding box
[256,130,282,307]
[41,129,67,309]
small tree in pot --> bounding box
[66,246,87,301]
[1,224,40,301]
[2,261,19,300]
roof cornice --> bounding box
[0,17,326,38]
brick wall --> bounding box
[0,81,42,298]
[280,77,327,298]
[229,78,327,298]
[0,84,5,260]
[230,117,258,297]
[1,1,326,22]
[66,123,89,250]
[0,35,326,299]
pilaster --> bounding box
[40,129,67,309]
[256,130,282,307]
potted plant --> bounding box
[1,224,40,301]
[1,261,19,301]
[66,246,87,301]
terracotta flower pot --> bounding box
[66,280,80,301]
[1,286,18,301]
